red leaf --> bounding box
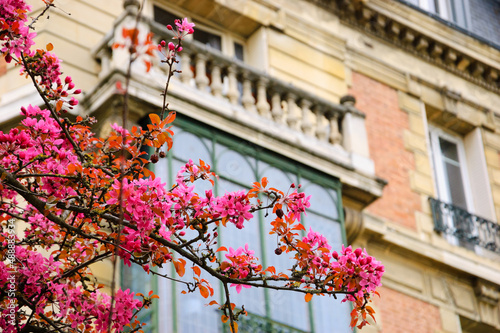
[305,293,313,302]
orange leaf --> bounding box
[46,43,53,51]
[207,300,218,306]
[261,177,268,188]
[163,111,176,125]
[173,259,186,277]
[216,246,228,252]
[221,315,228,323]
[229,322,238,333]
[305,293,313,302]
[149,113,161,126]
[199,285,209,298]
[56,100,63,112]
[192,266,201,277]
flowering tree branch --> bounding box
[0,1,384,332]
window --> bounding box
[429,127,473,211]
[123,115,351,333]
[405,0,468,28]
[153,5,245,61]
[428,125,498,253]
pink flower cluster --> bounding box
[0,247,142,332]
[212,191,253,229]
[332,245,385,302]
[107,177,172,237]
[0,105,79,198]
[166,18,195,39]
[0,0,36,62]
[280,189,311,222]
[222,244,259,293]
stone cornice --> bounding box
[306,0,500,94]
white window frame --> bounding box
[429,126,475,211]
[410,0,470,28]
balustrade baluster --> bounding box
[314,107,328,141]
[241,73,256,113]
[327,111,342,144]
[256,78,271,118]
[195,54,209,91]
[271,92,283,123]
[226,66,239,105]
[179,51,193,85]
[300,100,314,136]
[286,94,300,131]
[210,63,223,98]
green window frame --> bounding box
[123,114,349,333]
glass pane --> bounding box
[301,180,338,218]
[154,6,179,26]
[263,209,310,330]
[444,162,468,209]
[176,271,221,333]
[194,28,222,51]
[172,131,212,165]
[258,162,296,190]
[216,147,256,185]
[157,266,174,333]
[122,264,154,332]
[217,179,266,316]
[234,42,244,61]
[311,295,351,333]
[439,137,459,162]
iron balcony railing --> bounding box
[224,311,309,333]
[429,197,500,254]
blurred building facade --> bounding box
[1,0,500,332]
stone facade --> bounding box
[1,0,500,332]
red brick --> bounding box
[376,286,442,333]
[349,72,421,230]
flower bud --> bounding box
[179,231,186,236]
[168,42,175,51]
[74,89,82,95]
[65,76,72,84]
[160,40,166,47]
[166,25,173,30]
[69,98,78,106]
[68,82,75,90]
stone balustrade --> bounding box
[94,15,373,176]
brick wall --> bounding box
[377,286,442,333]
[349,72,421,230]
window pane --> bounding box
[154,6,179,26]
[215,146,256,185]
[439,137,459,162]
[234,42,244,61]
[444,162,468,209]
[194,29,222,51]
[172,130,212,165]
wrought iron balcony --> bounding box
[224,312,309,333]
[429,197,500,254]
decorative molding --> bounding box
[305,0,500,94]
